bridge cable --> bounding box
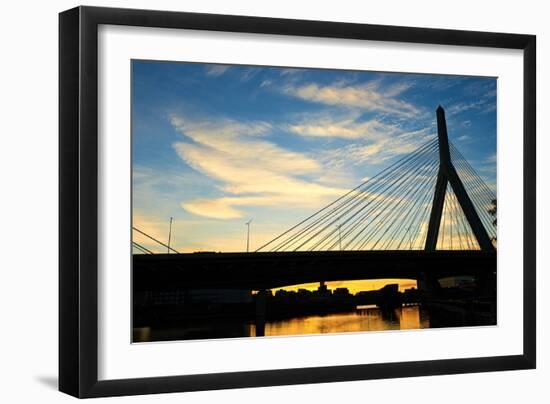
[335,144,439,250]
[132,227,181,254]
[267,139,439,252]
[314,146,439,251]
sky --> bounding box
[131,60,497,264]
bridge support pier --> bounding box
[255,289,267,337]
[417,272,441,300]
[475,270,497,297]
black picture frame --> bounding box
[59,5,536,398]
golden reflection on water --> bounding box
[133,306,431,342]
[133,326,151,342]
[251,306,429,337]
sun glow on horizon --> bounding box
[270,279,417,295]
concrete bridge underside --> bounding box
[133,250,496,291]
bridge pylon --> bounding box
[424,106,495,251]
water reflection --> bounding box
[251,305,429,337]
[133,305,430,342]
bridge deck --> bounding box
[133,250,496,291]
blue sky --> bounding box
[132,60,496,253]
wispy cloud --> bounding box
[318,126,434,167]
[260,79,272,88]
[280,68,304,76]
[204,65,230,77]
[132,164,206,218]
[286,111,434,166]
[170,115,346,219]
[485,153,497,164]
[447,87,496,116]
[287,113,399,140]
[283,80,422,118]
[447,100,485,115]
[240,67,261,82]
[456,134,471,143]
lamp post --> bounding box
[167,217,173,254]
[245,219,253,252]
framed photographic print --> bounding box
[59,6,536,398]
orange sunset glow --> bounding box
[271,279,417,294]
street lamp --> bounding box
[245,219,253,252]
[167,217,173,254]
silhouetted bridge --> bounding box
[133,250,495,291]
[133,106,497,294]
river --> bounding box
[133,305,431,342]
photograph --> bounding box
[53,4,537,399]
[131,61,498,343]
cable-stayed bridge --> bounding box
[256,110,496,253]
[133,106,496,292]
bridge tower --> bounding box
[424,106,494,251]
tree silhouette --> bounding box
[488,199,497,227]
[488,199,497,245]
